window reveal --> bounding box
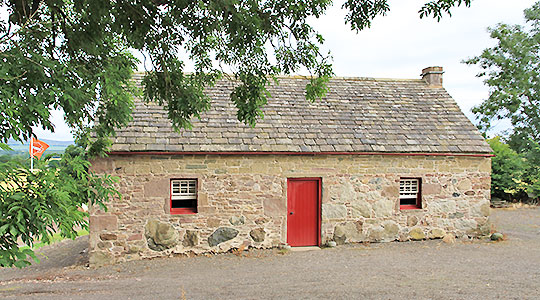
[170,179,197,214]
[399,178,421,210]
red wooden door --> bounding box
[287,178,321,247]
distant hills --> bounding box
[2,138,74,155]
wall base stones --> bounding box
[89,154,491,266]
[208,227,239,247]
[145,219,178,251]
[250,228,266,243]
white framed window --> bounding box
[170,179,197,214]
[399,178,421,209]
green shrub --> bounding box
[487,137,527,200]
[522,141,540,200]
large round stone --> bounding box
[208,227,239,247]
[429,228,446,239]
[145,219,179,251]
[409,227,425,241]
[334,222,364,244]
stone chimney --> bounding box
[421,66,444,87]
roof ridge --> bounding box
[131,72,425,83]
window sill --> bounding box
[400,205,422,210]
[170,209,197,215]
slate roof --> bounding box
[110,73,492,154]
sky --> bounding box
[33,0,537,141]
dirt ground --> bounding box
[1,208,540,300]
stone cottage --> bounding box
[89,67,493,265]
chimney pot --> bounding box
[421,66,444,87]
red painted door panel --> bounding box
[287,179,320,246]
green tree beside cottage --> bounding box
[466,1,540,203]
[1,0,472,267]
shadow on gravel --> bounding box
[0,236,89,282]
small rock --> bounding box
[182,230,199,247]
[127,246,141,254]
[399,231,410,242]
[459,234,472,241]
[327,241,337,247]
[249,228,266,243]
[442,234,455,244]
[490,232,504,241]
[100,233,117,241]
[229,216,245,226]
[407,215,419,227]
[254,217,268,225]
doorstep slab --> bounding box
[289,246,321,252]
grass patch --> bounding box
[20,229,89,250]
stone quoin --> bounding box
[89,67,493,266]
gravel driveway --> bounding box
[1,207,539,299]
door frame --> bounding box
[286,177,322,247]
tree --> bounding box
[465,1,540,144]
[1,0,472,152]
[465,1,540,202]
[0,146,119,267]
[0,0,472,267]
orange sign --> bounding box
[29,137,49,159]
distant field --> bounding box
[2,139,73,155]
[3,145,67,153]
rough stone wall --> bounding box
[89,154,491,265]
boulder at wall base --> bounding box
[429,228,446,239]
[183,230,199,247]
[208,227,239,247]
[382,221,399,241]
[409,227,426,241]
[250,228,266,243]
[333,222,363,245]
[145,219,179,251]
[89,251,113,267]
